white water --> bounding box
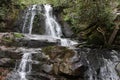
[22,4,77,47]
[17,52,32,80]
[22,10,29,33]
[99,51,119,80]
[86,50,120,80]
[44,4,77,47]
[22,5,37,34]
[44,4,62,37]
[29,5,37,34]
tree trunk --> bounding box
[108,24,119,45]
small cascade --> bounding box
[44,4,77,47]
[44,4,62,37]
[6,48,41,80]
[22,5,37,34]
[85,50,120,80]
[60,38,78,47]
[17,52,32,80]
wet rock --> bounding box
[62,22,73,38]
[0,33,59,48]
[0,46,22,59]
[115,63,120,76]
[14,4,45,34]
[0,58,15,68]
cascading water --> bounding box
[22,5,37,34]
[84,50,120,80]
[17,52,32,80]
[6,48,41,80]
[44,4,77,47]
[21,4,77,47]
[44,4,62,37]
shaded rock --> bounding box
[0,46,22,59]
[62,22,73,38]
[115,63,120,76]
[0,67,11,80]
[0,58,15,68]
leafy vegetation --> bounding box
[0,0,24,31]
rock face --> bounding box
[14,4,46,35]
[31,46,88,80]
[0,33,59,48]
[62,22,74,38]
[1,35,120,80]
[0,46,22,80]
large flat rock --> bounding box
[0,33,59,48]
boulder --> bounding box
[32,46,88,79]
[0,46,22,59]
[0,58,15,68]
[62,22,73,38]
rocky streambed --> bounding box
[0,33,120,80]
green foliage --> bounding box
[0,0,24,32]
[19,0,48,5]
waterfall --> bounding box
[21,4,77,47]
[22,5,37,34]
[85,50,120,80]
[44,4,77,47]
[44,4,62,37]
[17,52,32,80]
[6,48,41,80]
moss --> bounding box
[42,46,75,60]
[2,36,13,43]
[13,33,24,38]
[0,33,24,46]
[32,14,45,34]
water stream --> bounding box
[44,4,77,47]
[22,5,37,34]
[17,52,32,80]
[44,4,62,37]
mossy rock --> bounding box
[13,33,24,38]
[42,46,75,60]
[0,33,24,46]
[1,33,15,46]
